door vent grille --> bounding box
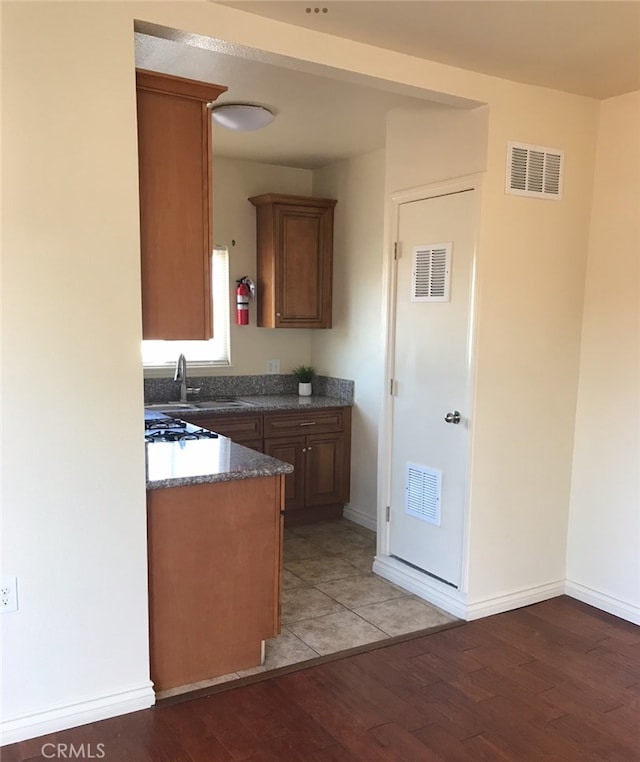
[405,463,441,526]
[506,141,564,200]
[412,243,452,302]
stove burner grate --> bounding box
[144,426,219,443]
[145,418,187,431]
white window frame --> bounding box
[141,246,231,369]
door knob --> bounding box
[444,410,461,424]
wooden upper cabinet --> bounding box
[249,194,337,328]
[136,70,226,340]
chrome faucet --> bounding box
[174,353,188,403]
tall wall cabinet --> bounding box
[249,194,337,329]
[136,70,226,340]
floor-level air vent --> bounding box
[412,243,452,302]
[506,141,564,200]
[405,463,441,526]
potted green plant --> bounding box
[291,365,315,397]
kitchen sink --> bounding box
[190,399,255,408]
[145,399,255,413]
[145,403,197,411]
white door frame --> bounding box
[374,174,483,618]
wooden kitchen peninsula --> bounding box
[145,423,293,693]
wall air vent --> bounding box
[411,243,452,302]
[506,141,564,200]
[405,463,441,526]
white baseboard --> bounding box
[342,505,377,532]
[369,553,640,628]
[373,555,468,619]
[464,580,565,620]
[1,682,155,746]
[565,579,640,625]
[373,555,567,622]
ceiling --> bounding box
[136,1,639,169]
[220,1,640,99]
[135,32,453,169]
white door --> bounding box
[388,187,477,588]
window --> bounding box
[141,246,230,367]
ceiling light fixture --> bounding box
[208,103,274,131]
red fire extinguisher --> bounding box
[236,277,252,325]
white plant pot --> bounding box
[298,382,312,397]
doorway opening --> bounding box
[135,20,480,702]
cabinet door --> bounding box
[264,436,306,512]
[275,204,333,328]
[136,70,225,340]
[304,432,345,507]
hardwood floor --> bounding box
[4,596,639,761]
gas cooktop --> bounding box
[144,417,219,444]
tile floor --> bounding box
[157,518,457,699]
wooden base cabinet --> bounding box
[179,406,352,526]
[147,476,283,692]
[263,408,351,526]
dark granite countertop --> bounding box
[146,436,293,490]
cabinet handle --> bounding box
[307,447,312,451]
[276,312,281,317]
[299,422,316,427]
[302,447,306,453]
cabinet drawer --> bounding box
[183,414,263,440]
[264,409,344,437]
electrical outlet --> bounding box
[266,359,280,374]
[1,576,18,613]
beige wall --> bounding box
[2,1,153,739]
[212,156,313,374]
[566,91,640,622]
[312,149,387,528]
[0,0,630,743]
[385,103,489,191]
[464,93,599,605]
